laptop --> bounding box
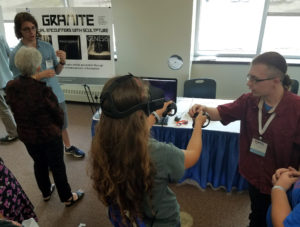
[142,77,178,125]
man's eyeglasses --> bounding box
[21,26,36,33]
[247,74,275,83]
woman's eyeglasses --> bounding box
[21,26,36,33]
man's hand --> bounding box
[188,104,206,117]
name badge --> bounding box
[250,138,267,157]
[46,60,54,69]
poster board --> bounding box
[24,7,115,78]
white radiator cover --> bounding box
[60,84,103,103]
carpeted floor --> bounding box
[0,102,250,227]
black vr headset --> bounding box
[99,74,165,118]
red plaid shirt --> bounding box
[218,91,300,194]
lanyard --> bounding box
[258,98,277,137]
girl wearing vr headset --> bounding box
[89,75,207,227]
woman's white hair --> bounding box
[14,46,42,76]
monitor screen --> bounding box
[142,77,177,102]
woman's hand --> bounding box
[272,168,290,185]
[274,170,300,191]
[194,111,207,128]
[156,100,173,118]
[56,50,66,64]
[272,167,299,185]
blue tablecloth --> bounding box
[151,126,248,192]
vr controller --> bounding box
[162,102,177,117]
[192,111,211,128]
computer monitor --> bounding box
[142,77,178,103]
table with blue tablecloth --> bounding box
[91,97,248,192]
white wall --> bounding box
[192,63,300,99]
[191,63,250,99]
[111,0,194,96]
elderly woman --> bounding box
[5,46,84,207]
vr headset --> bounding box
[99,74,165,118]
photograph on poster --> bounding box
[87,35,111,60]
[40,35,52,45]
[58,35,82,60]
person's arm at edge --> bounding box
[4,38,11,58]
[182,112,206,169]
[9,52,19,78]
[0,213,22,227]
[271,189,291,227]
[271,170,300,227]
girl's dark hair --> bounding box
[252,51,291,89]
[89,76,155,225]
[14,12,41,39]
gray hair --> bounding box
[14,46,42,76]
